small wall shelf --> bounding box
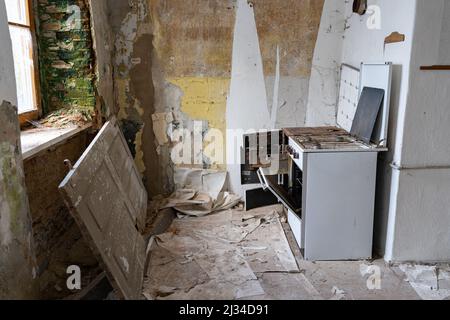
[420,65,450,71]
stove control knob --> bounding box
[293,152,299,159]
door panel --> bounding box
[59,119,147,300]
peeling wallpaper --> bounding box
[169,77,230,168]
[111,0,159,194]
[109,0,324,195]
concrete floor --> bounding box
[248,221,421,300]
[143,204,450,300]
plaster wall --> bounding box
[109,0,323,196]
[0,1,38,299]
[225,0,323,194]
[386,0,450,262]
[109,0,161,197]
[306,0,417,258]
[309,0,450,262]
[305,0,346,126]
[88,0,115,121]
[341,0,417,260]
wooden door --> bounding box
[59,118,147,300]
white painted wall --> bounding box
[386,0,450,262]
[400,0,450,167]
[438,0,450,65]
[309,0,416,159]
[305,0,346,126]
[307,0,450,261]
[226,0,271,195]
[339,0,418,261]
[0,1,17,105]
[389,168,450,262]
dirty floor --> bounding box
[143,205,450,301]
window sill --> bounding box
[19,109,40,128]
[21,124,92,161]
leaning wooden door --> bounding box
[59,118,147,300]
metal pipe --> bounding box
[390,163,450,171]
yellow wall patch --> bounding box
[169,77,230,168]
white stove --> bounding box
[258,63,393,261]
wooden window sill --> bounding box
[21,124,92,161]
[19,109,40,128]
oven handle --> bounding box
[257,168,269,191]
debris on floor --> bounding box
[157,169,241,217]
[399,264,450,300]
[143,205,299,300]
[38,107,94,129]
[38,224,102,300]
[330,286,347,300]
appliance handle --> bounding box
[257,168,269,191]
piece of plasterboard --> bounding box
[59,118,147,300]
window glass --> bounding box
[5,0,29,26]
[9,25,36,113]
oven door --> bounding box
[257,162,302,217]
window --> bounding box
[5,0,40,122]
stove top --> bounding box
[284,127,376,152]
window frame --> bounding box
[6,0,42,126]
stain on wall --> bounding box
[36,0,96,117]
[150,0,236,193]
[168,77,230,168]
[253,0,325,77]
[109,0,324,195]
[254,0,325,128]
[150,0,234,78]
[109,0,161,195]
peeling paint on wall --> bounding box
[169,77,230,168]
[111,0,159,195]
[109,0,324,195]
[88,0,115,122]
